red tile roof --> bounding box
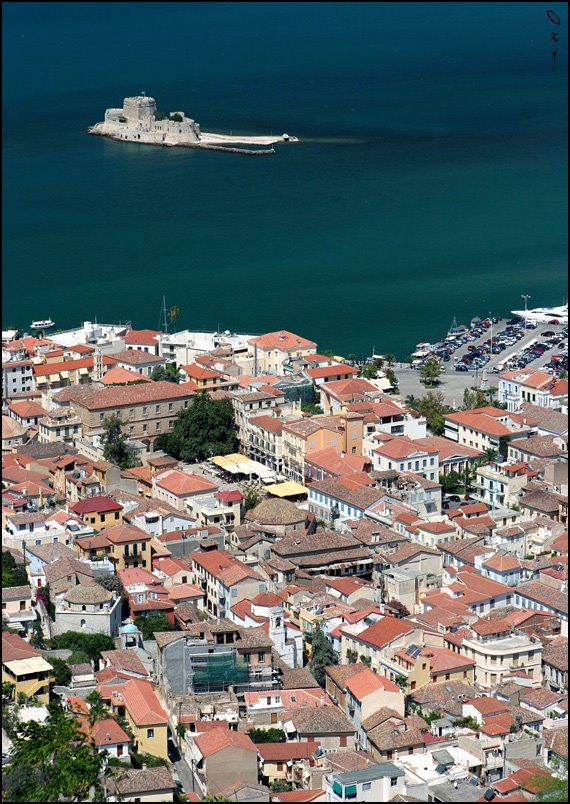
[353,616,415,649]
[77,716,131,746]
[467,697,508,716]
[249,331,317,351]
[97,678,167,726]
[305,364,359,380]
[482,553,521,572]
[155,470,218,496]
[2,633,42,663]
[100,366,152,385]
[123,329,161,345]
[70,496,123,515]
[58,381,196,410]
[248,415,285,434]
[105,524,151,544]
[256,741,317,761]
[346,668,400,698]
[194,727,257,758]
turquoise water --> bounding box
[2,2,567,357]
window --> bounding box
[80,619,86,628]
[147,728,154,738]
[362,783,371,791]
[391,778,398,787]
[258,652,265,663]
[117,744,124,756]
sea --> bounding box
[2,2,568,358]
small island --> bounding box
[87,95,298,154]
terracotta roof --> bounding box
[482,553,521,572]
[104,524,151,544]
[466,697,508,716]
[351,616,415,649]
[44,556,94,584]
[7,400,47,418]
[2,632,42,663]
[480,712,514,736]
[194,727,256,758]
[101,649,149,677]
[180,363,222,380]
[56,380,195,411]
[251,591,283,607]
[192,548,262,584]
[305,447,370,476]
[305,364,359,379]
[543,637,568,672]
[78,716,131,746]
[246,497,306,525]
[320,378,378,400]
[111,767,175,795]
[70,496,122,514]
[32,355,117,377]
[248,330,317,351]
[100,366,152,385]
[325,663,369,690]
[346,667,400,699]
[155,469,218,496]
[287,705,355,735]
[123,329,161,345]
[256,741,317,761]
[97,678,167,726]
[521,687,565,711]
[518,581,568,614]
[64,583,113,605]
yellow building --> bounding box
[2,633,53,704]
[69,496,124,529]
[74,524,154,573]
[98,677,169,760]
[282,412,364,482]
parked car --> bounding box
[449,495,461,502]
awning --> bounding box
[264,481,307,497]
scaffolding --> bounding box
[191,652,249,693]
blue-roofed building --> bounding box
[324,761,405,801]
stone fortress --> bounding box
[88,95,297,152]
[89,95,201,146]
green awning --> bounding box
[332,781,343,796]
[345,785,357,798]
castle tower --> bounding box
[122,95,157,122]
[93,348,104,382]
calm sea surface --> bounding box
[2,2,567,357]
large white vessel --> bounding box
[510,304,568,325]
[30,318,55,330]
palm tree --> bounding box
[384,353,396,367]
[404,394,419,411]
[168,305,180,328]
[482,447,499,465]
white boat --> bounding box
[510,304,568,325]
[30,319,55,330]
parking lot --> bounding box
[393,317,567,405]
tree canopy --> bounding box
[158,391,238,462]
[48,632,115,663]
[416,392,451,435]
[101,414,135,470]
[150,363,181,383]
[248,727,286,743]
[309,621,338,687]
[3,702,106,802]
[2,551,28,588]
[420,358,443,387]
[135,614,175,640]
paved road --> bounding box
[393,321,567,405]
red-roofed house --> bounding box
[179,363,224,390]
[499,369,569,412]
[69,496,123,529]
[191,548,265,618]
[304,364,359,386]
[341,616,427,683]
[248,331,317,376]
[76,715,131,761]
[153,470,218,511]
[97,677,168,759]
[256,741,319,788]
[372,435,440,482]
[319,378,379,414]
[100,366,153,385]
[123,329,161,354]
[481,552,522,586]
[304,447,371,482]
[444,407,533,452]
[344,668,404,746]
[187,727,258,797]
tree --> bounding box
[4,703,106,802]
[169,113,183,123]
[388,599,410,618]
[404,394,420,411]
[359,363,378,380]
[48,632,115,663]
[163,391,238,462]
[29,620,46,649]
[309,621,338,687]
[150,363,181,383]
[384,367,399,392]
[2,551,28,588]
[439,470,461,493]
[417,392,450,435]
[135,614,175,641]
[36,583,55,621]
[384,354,396,367]
[394,674,408,691]
[248,727,286,743]
[462,387,487,410]
[271,781,293,792]
[67,650,91,666]
[301,402,324,415]
[498,435,510,459]
[243,487,262,512]
[534,779,569,802]
[482,447,499,465]
[85,691,107,726]
[49,658,72,687]
[96,573,129,617]
[100,414,135,470]
[420,358,443,387]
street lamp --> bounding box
[521,295,531,331]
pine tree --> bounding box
[309,621,338,687]
[101,414,135,469]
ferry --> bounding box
[510,304,567,325]
[30,319,55,330]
